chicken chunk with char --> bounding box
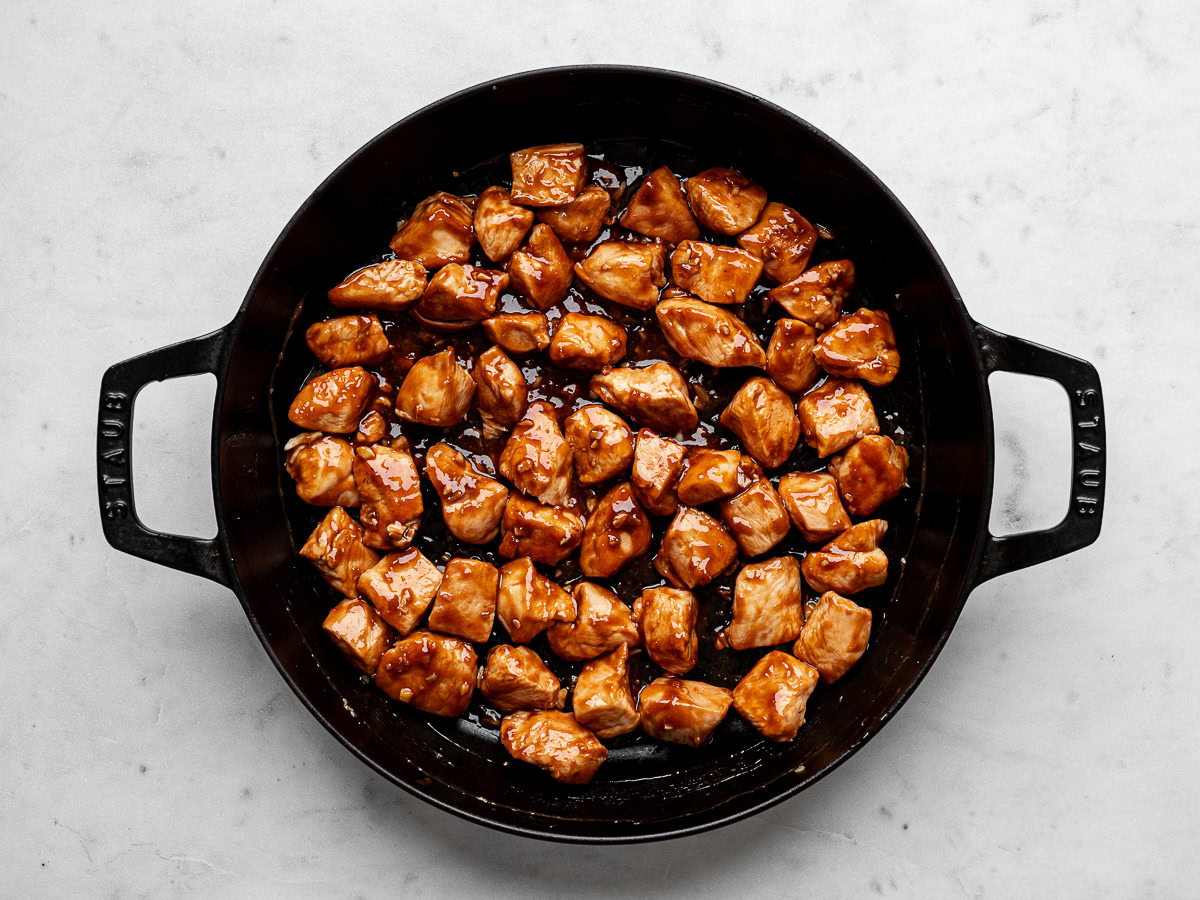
[496,557,576,643]
[633,586,699,675]
[473,185,534,262]
[814,308,901,386]
[638,677,733,747]
[425,442,510,544]
[288,366,375,434]
[573,644,639,739]
[478,645,566,713]
[548,581,639,661]
[498,492,585,566]
[388,191,475,268]
[590,362,698,433]
[670,240,762,305]
[328,259,428,312]
[509,143,588,207]
[564,405,634,485]
[579,482,652,578]
[767,260,854,329]
[500,710,607,784]
[482,311,551,355]
[828,435,909,516]
[685,167,768,235]
[549,312,627,371]
[718,556,805,650]
[719,478,790,557]
[507,224,574,310]
[395,348,475,428]
[619,166,700,246]
[766,317,820,394]
[654,507,739,589]
[300,507,379,598]
[630,429,685,516]
[413,263,508,329]
[797,377,880,458]
[736,202,817,284]
[498,401,574,506]
[426,557,498,643]
[472,346,528,438]
[353,443,423,550]
[305,314,390,369]
[573,241,667,310]
[720,376,801,469]
[801,519,889,595]
[655,298,766,369]
[285,433,359,507]
[357,548,442,635]
[322,598,395,675]
[793,591,873,683]
[536,184,611,243]
[732,651,819,742]
[777,471,851,543]
[375,631,477,717]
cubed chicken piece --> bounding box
[732,650,819,742]
[498,493,585,566]
[305,314,390,369]
[284,433,359,507]
[797,377,880,457]
[814,308,901,386]
[388,191,475,268]
[801,519,889,595]
[548,312,627,371]
[395,348,475,428]
[670,240,763,305]
[793,591,873,682]
[578,482,652,578]
[425,442,510,544]
[353,411,388,446]
[507,224,573,310]
[288,366,375,433]
[633,586,699,675]
[638,677,733,747]
[828,435,909,516]
[720,376,801,469]
[299,507,380,598]
[535,184,612,243]
[677,448,743,505]
[766,317,820,393]
[590,362,698,433]
[767,260,855,328]
[777,471,851,543]
[498,401,573,506]
[352,444,423,550]
[573,644,639,739]
[654,507,739,589]
[736,202,817,284]
[478,645,566,713]
[719,479,790,557]
[655,298,766,369]
[374,630,477,717]
[684,167,769,235]
[413,263,508,329]
[482,311,551,355]
[322,598,395,675]
[630,429,686,516]
[547,582,639,662]
[328,259,428,312]
[472,346,528,438]
[509,143,588,207]
[473,185,534,262]
[718,556,805,650]
[564,405,634,485]
[426,557,498,643]
[619,166,701,246]
[496,557,576,643]
[357,548,442,635]
[500,710,607,784]
[573,241,667,310]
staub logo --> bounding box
[99,390,131,520]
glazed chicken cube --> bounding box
[777,471,852,543]
[814,308,901,386]
[352,444,424,550]
[797,377,880,457]
[498,492,585,566]
[638,677,733,747]
[670,240,763,305]
[299,507,379,597]
[395,348,475,428]
[766,317,820,394]
[500,710,607,784]
[425,442,510,544]
[684,167,768,235]
[736,202,817,284]
[590,363,698,433]
[496,557,576,643]
[619,166,701,246]
[473,185,534,262]
[718,556,805,650]
[655,298,766,369]
[374,630,477,717]
[305,314,390,369]
[732,651,819,742]
[630,429,685,516]
[357,548,442,635]
[548,312,627,371]
[767,260,855,329]
[507,224,574,310]
[828,435,909,516]
[578,482,652,578]
[535,183,612,243]
[509,143,588,207]
[547,581,639,662]
[482,311,551,355]
[328,259,428,312]
[288,366,375,433]
[478,645,566,713]
[720,376,801,469]
[284,433,359,507]
[413,263,508,328]
[322,597,395,675]
[793,591,873,683]
[633,586,699,675]
[388,191,475,268]
[573,644,639,739]
[573,241,667,310]
[801,519,889,595]
[719,478,790,557]
[472,346,528,438]
[677,448,743,506]
[354,411,388,446]
[426,557,498,643]
[654,507,739,589]
[498,401,573,506]
[564,405,634,485]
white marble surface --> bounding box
[2,1,1197,896]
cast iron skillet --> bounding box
[96,66,1106,842]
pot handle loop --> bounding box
[973,323,1105,583]
[97,327,232,586]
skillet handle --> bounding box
[97,327,232,587]
[973,323,1105,583]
